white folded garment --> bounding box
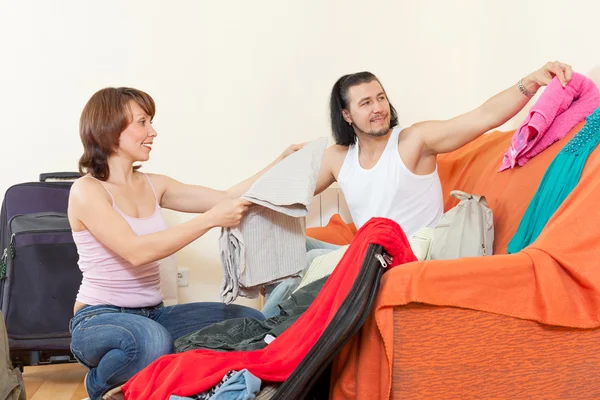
[219,137,328,303]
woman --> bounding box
[68,87,301,400]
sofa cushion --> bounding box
[305,214,357,245]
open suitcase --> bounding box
[0,172,82,371]
[269,244,390,400]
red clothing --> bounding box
[123,217,416,400]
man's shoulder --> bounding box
[399,123,423,138]
[325,144,349,164]
[398,123,428,148]
[398,123,437,169]
[327,144,350,155]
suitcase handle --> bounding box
[39,172,81,182]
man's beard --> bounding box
[366,127,389,137]
[355,121,391,138]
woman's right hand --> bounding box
[206,198,252,228]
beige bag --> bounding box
[428,190,494,260]
[0,312,25,400]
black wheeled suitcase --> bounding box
[0,172,82,371]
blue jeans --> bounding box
[261,237,341,319]
[69,302,264,400]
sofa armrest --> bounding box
[391,304,600,399]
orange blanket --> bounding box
[332,122,600,399]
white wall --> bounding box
[1,0,598,307]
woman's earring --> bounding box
[348,121,352,126]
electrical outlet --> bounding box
[177,267,189,287]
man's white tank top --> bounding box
[337,125,444,238]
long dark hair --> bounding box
[78,87,156,181]
[329,72,398,146]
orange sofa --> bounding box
[329,122,600,399]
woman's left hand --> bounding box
[279,143,307,160]
[524,61,574,92]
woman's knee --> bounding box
[193,302,265,323]
[153,302,265,341]
[80,318,172,400]
[226,303,265,321]
[133,320,173,366]
[70,313,173,369]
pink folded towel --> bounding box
[499,73,600,171]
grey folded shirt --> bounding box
[219,137,328,303]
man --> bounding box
[314,60,573,238]
[261,61,573,317]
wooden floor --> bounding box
[23,363,88,400]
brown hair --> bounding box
[78,87,156,181]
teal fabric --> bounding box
[508,107,600,254]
